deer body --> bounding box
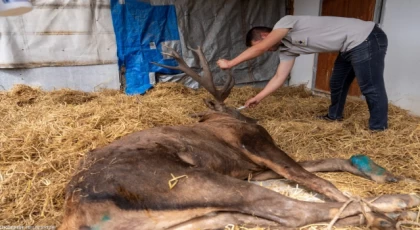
[59,46,419,230]
[59,113,419,230]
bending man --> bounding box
[217,16,388,131]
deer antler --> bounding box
[151,45,234,103]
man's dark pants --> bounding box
[328,25,388,130]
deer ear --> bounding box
[190,112,214,122]
[203,99,217,110]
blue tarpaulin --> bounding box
[110,0,181,94]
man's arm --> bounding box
[218,28,289,69]
[245,58,295,107]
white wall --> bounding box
[0,1,116,68]
[0,64,120,92]
[381,0,420,115]
[0,0,119,92]
[290,0,420,116]
[288,0,320,88]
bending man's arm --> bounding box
[217,28,289,69]
[245,58,295,108]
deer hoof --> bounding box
[350,155,399,183]
[365,212,396,230]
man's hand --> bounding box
[245,97,261,108]
[217,59,231,69]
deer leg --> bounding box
[299,156,400,183]
[250,156,399,183]
[241,135,348,202]
[249,161,382,182]
[164,169,419,229]
[170,212,395,230]
[162,169,348,228]
[151,169,409,228]
[300,158,372,177]
[167,212,288,230]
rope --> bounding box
[326,197,355,230]
[326,192,384,230]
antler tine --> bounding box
[189,46,220,101]
[152,45,206,86]
[191,47,236,102]
[150,61,178,71]
[153,45,235,103]
[218,70,235,102]
[161,44,182,59]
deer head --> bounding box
[151,45,257,123]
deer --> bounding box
[59,45,420,230]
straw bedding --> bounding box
[0,83,419,229]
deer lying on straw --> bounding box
[59,46,419,230]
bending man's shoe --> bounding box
[316,114,343,122]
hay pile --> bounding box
[0,83,419,228]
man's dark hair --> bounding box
[245,26,273,47]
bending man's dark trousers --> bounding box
[328,25,388,130]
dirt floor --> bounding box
[0,83,419,229]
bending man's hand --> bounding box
[245,97,261,108]
[217,59,231,69]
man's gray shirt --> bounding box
[273,16,375,60]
